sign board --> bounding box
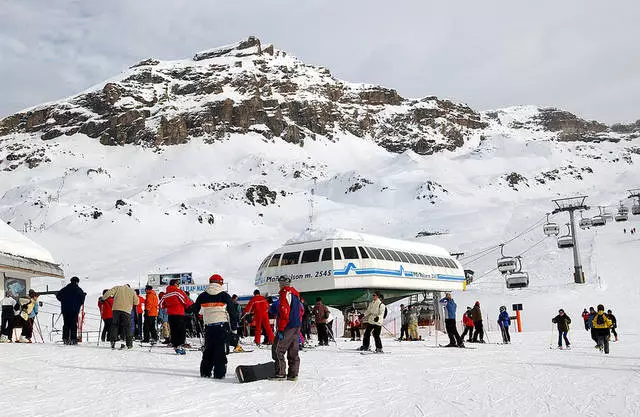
[512,303,523,311]
[4,277,27,298]
[147,272,193,287]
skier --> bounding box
[0,293,18,342]
[399,304,409,341]
[348,308,361,341]
[313,297,330,346]
[460,307,474,342]
[606,309,618,342]
[358,291,385,353]
[142,285,159,343]
[470,301,484,343]
[408,306,419,340]
[587,306,597,344]
[497,306,511,344]
[592,304,612,354]
[439,292,464,347]
[103,284,139,349]
[552,308,571,349]
[17,290,39,343]
[227,294,243,352]
[160,279,193,354]
[300,296,313,342]
[581,308,590,331]
[55,276,86,345]
[243,289,274,346]
[189,274,233,378]
[272,276,302,380]
[98,290,114,342]
[134,289,145,340]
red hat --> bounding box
[209,274,224,284]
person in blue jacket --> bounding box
[439,293,464,347]
[55,276,86,345]
[497,306,511,344]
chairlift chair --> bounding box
[579,217,592,229]
[591,215,606,227]
[615,203,629,222]
[496,244,517,274]
[632,203,640,215]
[542,213,559,236]
[505,256,529,289]
[557,224,574,249]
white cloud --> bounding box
[0,0,638,123]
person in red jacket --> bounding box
[98,289,114,342]
[243,289,274,345]
[159,279,194,354]
[273,276,302,380]
[460,306,474,343]
[134,289,145,340]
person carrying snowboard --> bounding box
[497,306,511,344]
[56,276,86,345]
[606,309,618,342]
[439,293,464,347]
[189,274,233,378]
[592,304,612,354]
[243,289,274,346]
[272,276,302,381]
[160,279,193,354]
[358,291,385,353]
[552,308,571,349]
[460,307,474,342]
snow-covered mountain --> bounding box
[0,37,639,331]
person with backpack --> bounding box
[439,293,464,348]
[56,276,86,345]
[16,290,39,343]
[358,291,385,353]
[592,304,612,354]
[606,309,618,342]
[98,290,114,342]
[552,308,571,349]
[399,304,409,341]
[313,297,330,346]
[497,306,511,344]
[460,307,474,343]
[581,308,591,331]
[243,289,274,346]
[160,279,194,354]
[348,309,361,341]
[470,301,484,343]
[188,274,233,378]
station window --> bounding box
[410,253,422,264]
[398,252,411,263]
[367,247,382,259]
[388,250,402,262]
[334,247,342,260]
[433,257,446,267]
[445,259,457,268]
[358,247,370,259]
[342,246,359,260]
[405,252,418,264]
[321,248,332,261]
[424,255,437,266]
[301,249,321,264]
[379,249,394,261]
[268,254,282,267]
[281,252,301,265]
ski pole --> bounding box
[35,315,45,343]
[549,324,554,349]
[97,318,102,347]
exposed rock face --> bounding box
[0,36,637,171]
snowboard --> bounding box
[235,361,276,383]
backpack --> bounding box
[596,314,604,325]
[383,306,388,319]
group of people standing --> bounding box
[438,294,491,347]
[1,289,41,343]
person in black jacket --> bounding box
[56,276,86,345]
[552,309,571,349]
[606,309,618,342]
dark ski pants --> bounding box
[111,310,133,348]
[596,334,610,354]
[20,317,34,339]
[62,312,79,343]
[472,320,484,342]
[201,323,228,378]
[101,318,112,342]
[135,313,143,340]
[399,324,408,340]
[362,323,382,350]
[611,327,617,339]
[143,315,158,342]
[557,331,570,347]
[590,328,597,343]
[461,326,474,342]
[316,322,329,345]
[274,327,300,378]
[500,325,511,343]
[302,320,311,340]
[168,315,186,348]
[1,306,15,337]
[445,319,463,346]
[350,326,361,340]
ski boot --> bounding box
[374,348,384,354]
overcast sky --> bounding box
[1,0,639,124]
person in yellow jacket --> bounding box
[591,304,612,354]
